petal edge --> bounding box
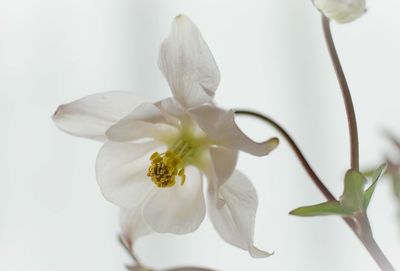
[52,91,144,141]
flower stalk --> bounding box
[321,15,359,171]
[355,213,396,271]
[234,110,335,201]
[119,235,151,271]
[234,110,395,271]
[235,17,396,267]
[322,14,394,271]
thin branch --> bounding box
[234,110,357,228]
[323,16,394,270]
[118,236,216,271]
[234,110,394,270]
[356,214,396,271]
[118,235,150,271]
[234,110,335,201]
[322,15,359,171]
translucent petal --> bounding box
[106,103,179,143]
[155,97,191,126]
[190,104,278,156]
[143,167,206,234]
[158,15,220,108]
[209,146,238,187]
[120,206,152,249]
[208,170,272,258]
[52,91,144,141]
[96,141,161,208]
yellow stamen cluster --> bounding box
[147,151,186,188]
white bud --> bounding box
[313,0,366,23]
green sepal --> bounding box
[291,166,386,219]
[289,201,353,217]
[340,170,366,211]
[363,164,386,209]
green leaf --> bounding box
[289,201,353,217]
[363,164,386,209]
[340,170,366,211]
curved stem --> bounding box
[321,16,395,270]
[235,110,335,201]
[234,110,395,270]
[234,110,357,230]
[322,15,359,171]
[118,235,150,271]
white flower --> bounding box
[313,0,366,23]
[53,15,278,257]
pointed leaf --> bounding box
[340,170,366,211]
[363,164,386,209]
[289,201,352,217]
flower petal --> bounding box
[209,146,238,187]
[52,91,144,141]
[106,102,180,143]
[155,97,192,126]
[208,170,272,258]
[190,104,279,156]
[143,167,206,234]
[96,141,161,208]
[120,206,152,249]
[313,0,366,23]
[158,15,220,108]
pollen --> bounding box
[147,151,186,188]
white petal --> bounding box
[143,167,206,234]
[120,206,152,249]
[52,91,144,141]
[158,15,220,108]
[208,170,272,258]
[106,103,180,143]
[313,0,366,23]
[209,146,238,187]
[155,97,192,126]
[96,141,161,208]
[190,104,279,156]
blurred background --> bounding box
[0,0,399,270]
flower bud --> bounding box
[313,0,366,23]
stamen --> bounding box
[178,168,186,186]
[147,137,198,188]
[147,150,187,188]
[150,152,159,160]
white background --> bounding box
[0,0,399,270]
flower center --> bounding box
[147,140,193,188]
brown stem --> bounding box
[322,15,359,171]
[323,16,394,270]
[356,214,396,271]
[234,110,395,270]
[234,110,335,201]
[118,235,151,271]
[234,110,357,227]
